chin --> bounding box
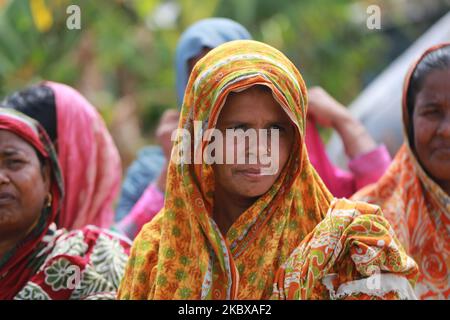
[432,173,450,183]
[241,191,266,198]
[427,156,450,174]
[236,184,273,198]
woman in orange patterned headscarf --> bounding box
[118,40,418,300]
[353,43,450,300]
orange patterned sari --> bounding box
[353,43,450,300]
[118,40,417,300]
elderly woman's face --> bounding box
[413,69,450,185]
[0,130,50,241]
[214,86,295,199]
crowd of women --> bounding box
[0,18,448,300]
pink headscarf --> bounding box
[305,117,354,197]
[305,117,391,198]
[45,81,122,229]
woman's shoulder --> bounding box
[273,197,417,300]
[49,225,132,258]
[116,211,164,299]
[14,225,131,300]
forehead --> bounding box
[218,87,290,122]
[416,69,450,100]
[0,130,35,153]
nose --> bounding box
[437,114,450,138]
[0,170,11,185]
[248,129,274,165]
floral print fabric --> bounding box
[14,225,130,300]
[118,40,418,300]
[352,43,450,300]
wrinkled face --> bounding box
[413,69,450,184]
[214,86,295,200]
[0,130,50,242]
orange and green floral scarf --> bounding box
[119,40,417,300]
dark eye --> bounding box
[269,124,285,132]
[425,109,440,115]
[6,158,26,170]
[229,124,248,131]
[421,105,442,118]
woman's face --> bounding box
[214,86,295,200]
[413,68,450,185]
[0,130,50,242]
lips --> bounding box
[432,148,450,158]
[234,167,265,180]
[430,138,450,149]
[430,141,450,154]
[238,168,261,174]
[432,143,450,149]
[0,191,16,205]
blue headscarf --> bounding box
[175,18,252,105]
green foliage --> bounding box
[0,0,448,139]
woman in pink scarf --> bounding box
[2,81,122,230]
[306,86,392,198]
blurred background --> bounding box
[0,0,449,168]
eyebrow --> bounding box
[0,148,26,157]
[417,102,443,109]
